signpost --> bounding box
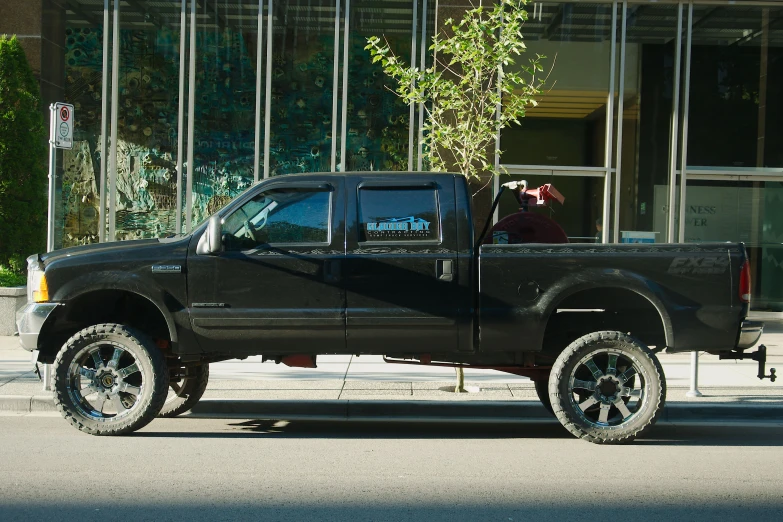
[47,102,73,253]
[44,103,74,390]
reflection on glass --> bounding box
[346,0,413,171]
[496,174,604,243]
[223,189,330,249]
[112,11,182,241]
[501,2,615,168]
[192,0,260,227]
[62,2,104,247]
[687,5,783,169]
[269,0,336,176]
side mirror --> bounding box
[196,215,223,255]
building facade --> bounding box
[2,0,782,310]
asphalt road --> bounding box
[1,414,781,521]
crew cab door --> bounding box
[343,175,468,354]
[187,178,346,355]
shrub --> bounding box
[0,35,47,274]
[0,266,26,287]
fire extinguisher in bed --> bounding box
[483,180,567,245]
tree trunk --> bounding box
[454,366,466,393]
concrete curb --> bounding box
[3,395,783,423]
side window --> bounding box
[358,187,440,243]
[222,187,331,251]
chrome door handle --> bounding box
[436,259,453,282]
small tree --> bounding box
[0,35,47,273]
[366,0,545,182]
[367,0,546,391]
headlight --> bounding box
[26,255,48,303]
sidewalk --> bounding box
[2,330,782,421]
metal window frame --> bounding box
[184,0,197,232]
[108,0,120,241]
[602,1,618,245]
[339,0,351,172]
[677,2,694,244]
[612,1,628,244]
[253,0,265,182]
[416,0,428,172]
[331,0,341,172]
[263,0,273,179]
[98,0,110,242]
[407,0,419,171]
[666,3,684,244]
[175,0,187,234]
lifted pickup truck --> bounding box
[17,172,769,443]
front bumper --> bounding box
[737,320,764,350]
[15,303,59,351]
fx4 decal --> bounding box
[667,256,729,275]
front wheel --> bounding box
[52,324,169,435]
[549,331,665,444]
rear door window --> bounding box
[358,187,440,243]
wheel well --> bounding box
[541,288,669,357]
[37,290,172,363]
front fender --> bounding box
[49,270,181,344]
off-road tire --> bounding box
[549,331,666,444]
[533,378,554,416]
[159,364,209,418]
[52,323,169,435]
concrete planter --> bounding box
[0,287,26,336]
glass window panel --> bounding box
[192,0,260,227]
[63,1,106,248]
[112,3,184,240]
[269,0,337,175]
[687,5,783,169]
[678,179,783,311]
[501,2,615,168]
[617,3,681,237]
[346,0,414,171]
[358,187,439,242]
[111,2,183,241]
[223,188,331,249]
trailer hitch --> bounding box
[719,345,777,382]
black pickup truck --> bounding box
[17,172,768,443]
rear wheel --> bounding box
[159,364,209,418]
[52,323,168,435]
[549,331,665,444]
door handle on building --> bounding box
[436,259,453,282]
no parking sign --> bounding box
[51,102,74,149]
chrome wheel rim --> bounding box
[67,341,144,421]
[568,348,649,429]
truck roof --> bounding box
[260,171,461,180]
